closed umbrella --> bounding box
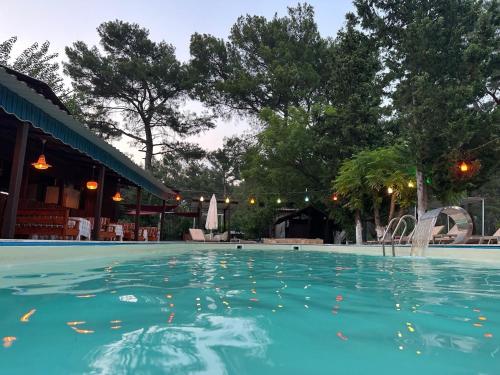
[205,194,218,237]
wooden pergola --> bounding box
[0,65,176,240]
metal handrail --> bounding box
[398,215,417,244]
[382,215,417,257]
[381,217,400,256]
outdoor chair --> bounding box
[432,225,457,244]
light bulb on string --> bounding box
[199,196,204,202]
[387,187,394,194]
[225,197,230,204]
[276,197,282,204]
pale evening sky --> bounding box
[0,0,354,164]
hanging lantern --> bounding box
[200,196,204,202]
[32,154,51,170]
[86,180,98,190]
[276,197,282,204]
[225,197,230,204]
[112,191,123,202]
[451,159,480,180]
[249,197,256,205]
[408,181,415,188]
[387,187,394,194]
[112,178,123,201]
[32,140,51,170]
[86,166,98,190]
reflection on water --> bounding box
[0,249,499,374]
[88,314,270,375]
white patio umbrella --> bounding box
[205,194,218,237]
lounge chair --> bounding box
[213,231,229,242]
[467,228,500,244]
[188,229,228,242]
[432,225,457,244]
[188,228,206,241]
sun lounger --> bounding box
[467,228,500,244]
[432,225,457,244]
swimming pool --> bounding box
[1,245,499,374]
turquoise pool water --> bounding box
[1,248,499,374]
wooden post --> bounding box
[92,165,105,240]
[134,187,142,240]
[1,122,29,238]
[159,199,166,241]
[20,161,30,199]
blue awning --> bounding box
[0,66,174,200]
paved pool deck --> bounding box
[0,240,499,269]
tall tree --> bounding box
[208,136,248,197]
[0,36,64,94]
[64,20,214,170]
[189,3,328,117]
[355,0,499,218]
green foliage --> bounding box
[355,0,500,204]
[334,146,415,220]
[64,20,215,170]
[189,4,328,116]
[0,36,64,94]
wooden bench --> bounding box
[15,208,79,240]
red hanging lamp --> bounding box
[32,139,51,170]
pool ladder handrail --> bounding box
[381,215,417,256]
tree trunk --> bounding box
[416,168,427,220]
[373,197,384,240]
[144,124,153,171]
[388,193,397,222]
[354,209,363,245]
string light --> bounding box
[225,197,230,204]
[408,181,415,188]
[332,193,338,202]
[459,161,469,173]
[276,197,282,204]
[249,197,256,205]
[175,194,181,202]
[199,196,204,202]
[387,187,394,194]
[304,188,309,203]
